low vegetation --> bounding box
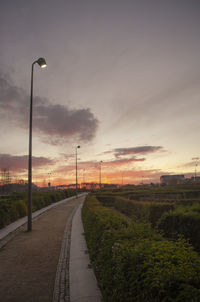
[82,188,200,301]
[157,203,200,252]
[0,189,76,229]
[96,194,174,226]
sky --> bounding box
[0,0,200,186]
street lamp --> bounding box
[99,160,103,189]
[27,57,47,232]
[76,145,80,197]
[48,172,51,187]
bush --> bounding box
[14,200,27,217]
[0,199,27,227]
[96,194,174,226]
[157,204,200,252]
[0,189,76,229]
[112,238,200,302]
[82,194,200,302]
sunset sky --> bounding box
[0,0,200,186]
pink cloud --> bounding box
[0,154,55,172]
[114,146,163,158]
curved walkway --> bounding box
[0,194,102,302]
[69,203,102,302]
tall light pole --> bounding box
[82,168,85,187]
[99,160,103,189]
[76,145,80,197]
[195,161,198,181]
[48,172,51,187]
[28,57,47,232]
[121,171,124,187]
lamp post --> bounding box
[99,160,103,190]
[195,161,198,181]
[82,168,85,187]
[28,57,47,232]
[121,171,124,187]
[76,145,80,197]
[48,172,51,187]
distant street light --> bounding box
[83,169,85,186]
[27,57,47,232]
[76,145,80,197]
[48,172,51,187]
[195,161,198,181]
[99,160,103,189]
[121,171,124,186]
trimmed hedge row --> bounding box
[96,194,173,226]
[157,203,200,252]
[82,194,200,302]
[0,189,76,229]
[98,186,200,206]
[0,199,27,228]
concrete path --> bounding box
[70,203,102,302]
[0,194,83,249]
[0,193,103,302]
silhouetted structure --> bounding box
[160,175,185,185]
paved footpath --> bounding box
[0,194,102,302]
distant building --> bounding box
[81,182,101,190]
[160,175,185,185]
[189,176,200,183]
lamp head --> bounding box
[37,57,47,68]
[77,145,80,149]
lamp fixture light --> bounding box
[37,57,47,68]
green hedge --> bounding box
[157,203,200,252]
[82,194,200,302]
[96,194,173,226]
[0,189,76,229]
[112,238,200,302]
[0,199,27,228]
[96,186,200,204]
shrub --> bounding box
[157,204,200,252]
[112,238,200,301]
[14,200,27,217]
[96,194,173,226]
[0,189,76,229]
[0,199,27,227]
[82,194,200,302]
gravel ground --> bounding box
[0,196,83,302]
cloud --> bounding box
[102,157,145,166]
[98,168,164,184]
[113,146,163,158]
[192,157,199,161]
[34,102,98,143]
[55,156,146,178]
[110,70,200,131]
[0,154,54,172]
[182,158,200,168]
[0,71,99,144]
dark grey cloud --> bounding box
[0,154,54,172]
[0,71,99,144]
[34,103,98,142]
[103,157,145,167]
[113,146,163,158]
